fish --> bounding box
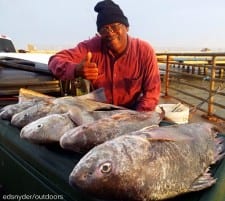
[20,113,76,143]
[2,81,106,121]
[11,99,124,128]
[19,109,128,143]
[67,107,131,126]
[0,87,56,121]
[11,88,124,128]
[69,122,225,201]
[3,87,105,124]
[11,102,70,128]
[60,110,164,153]
[0,100,43,120]
[52,95,125,111]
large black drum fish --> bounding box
[69,122,225,201]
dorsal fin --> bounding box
[134,126,193,142]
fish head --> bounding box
[69,135,148,200]
[11,102,53,128]
[20,119,47,143]
[20,114,74,143]
[69,143,121,198]
[11,110,31,128]
[0,103,28,120]
[60,125,95,153]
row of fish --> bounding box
[0,88,164,149]
[1,88,224,201]
[0,87,121,125]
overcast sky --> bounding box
[1,0,225,51]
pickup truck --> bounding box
[0,35,16,53]
[0,54,66,106]
[0,34,64,106]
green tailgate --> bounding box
[0,119,225,201]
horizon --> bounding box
[2,0,225,52]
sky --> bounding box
[1,0,225,51]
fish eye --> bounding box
[24,113,29,118]
[37,124,43,128]
[100,162,112,174]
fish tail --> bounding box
[80,88,107,102]
[189,167,217,191]
[213,136,225,163]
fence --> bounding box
[157,52,225,121]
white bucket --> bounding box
[156,103,189,124]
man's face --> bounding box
[99,23,128,55]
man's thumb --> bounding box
[86,51,92,63]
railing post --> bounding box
[208,56,216,117]
[165,55,170,96]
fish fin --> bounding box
[78,88,107,102]
[146,137,176,142]
[146,134,192,142]
[138,126,193,142]
[68,107,83,126]
[189,168,216,192]
[92,103,127,112]
[139,125,160,131]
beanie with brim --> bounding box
[94,0,129,32]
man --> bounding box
[48,0,161,111]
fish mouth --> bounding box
[20,127,27,138]
[70,176,123,200]
[69,174,113,199]
[69,174,78,187]
[69,168,90,187]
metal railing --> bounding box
[157,52,225,121]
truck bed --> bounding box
[0,119,225,201]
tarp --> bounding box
[0,119,225,201]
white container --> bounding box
[156,103,189,124]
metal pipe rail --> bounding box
[157,52,225,120]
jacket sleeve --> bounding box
[48,44,88,80]
[135,44,161,111]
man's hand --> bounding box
[75,52,98,80]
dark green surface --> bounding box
[0,120,99,201]
[0,119,225,201]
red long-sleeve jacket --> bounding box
[48,35,161,111]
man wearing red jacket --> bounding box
[48,0,161,111]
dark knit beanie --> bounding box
[94,0,129,32]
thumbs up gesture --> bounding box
[75,52,98,80]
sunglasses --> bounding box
[99,23,122,35]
